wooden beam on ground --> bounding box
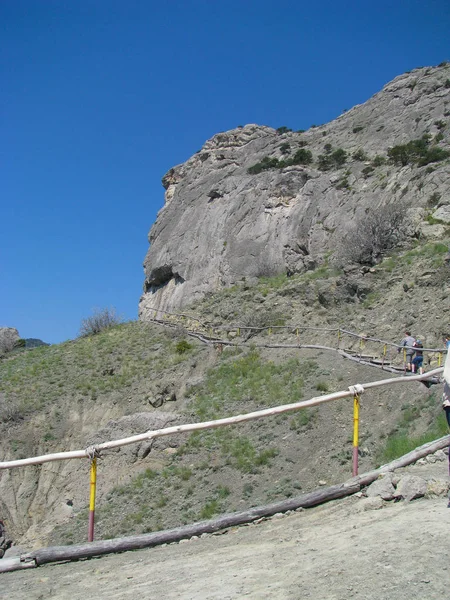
[0,556,36,573]
[5,433,449,572]
[26,481,360,566]
[350,434,450,487]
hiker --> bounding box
[411,339,424,374]
[443,337,450,427]
[398,331,415,371]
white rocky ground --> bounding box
[3,459,449,600]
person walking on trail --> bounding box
[442,341,450,508]
[411,339,424,374]
[443,337,450,428]
[398,331,416,371]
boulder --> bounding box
[393,475,427,502]
[365,473,396,500]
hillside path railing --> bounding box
[0,367,446,549]
[142,306,448,371]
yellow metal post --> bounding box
[438,352,442,367]
[88,458,97,542]
[352,395,360,476]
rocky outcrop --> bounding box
[139,64,450,317]
[0,328,19,353]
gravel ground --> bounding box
[3,461,449,600]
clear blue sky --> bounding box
[2,1,449,344]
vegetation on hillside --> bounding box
[2,233,449,547]
[388,134,449,167]
[0,321,198,447]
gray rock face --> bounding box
[139,64,450,317]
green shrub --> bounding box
[215,485,230,498]
[336,176,350,190]
[419,145,450,165]
[175,339,193,354]
[279,142,290,154]
[353,149,368,161]
[224,437,278,473]
[248,148,312,175]
[352,126,364,133]
[315,381,329,392]
[276,126,292,134]
[290,148,313,165]
[200,500,220,519]
[289,409,317,431]
[317,148,347,171]
[388,136,450,167]
[371,155,386,167]
[362,165,375,178]
[248,156,280,174]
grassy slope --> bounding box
[0,239,448,546]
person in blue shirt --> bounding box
[411,339,424,374]
[443,337,450,427]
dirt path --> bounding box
[3,462,450,600]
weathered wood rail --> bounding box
[0,369,443,470]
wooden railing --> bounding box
[143,306,448,371]
[0,366,447,572]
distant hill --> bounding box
[24,338,50,349]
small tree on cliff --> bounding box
[335,202,410,266]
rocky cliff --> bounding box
[139,64,450,318]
